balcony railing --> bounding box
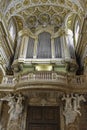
[68,75,85,85]
[18,72,67,84]
[1,72,86,87]
[1,76,16,86]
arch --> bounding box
[8,17,17,43]
[64,12,76,30]
[8,15,24,51]
[64,13,76,59]
[35,26,54,36]
[74,15,81,47]
[37,32,51,58]
[8,15,24,32]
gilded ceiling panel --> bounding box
[0,0,84,34]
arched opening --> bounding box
[37,32,51,58]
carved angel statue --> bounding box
[62,93,86,125]
[0,93,16,115]
[62,94,72,110]
[73,94,86,116]
[0,93,24,121]
[15,93,24,118]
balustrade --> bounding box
[69,75,86,85]
[0,72,86,87]
[1,76,16,85]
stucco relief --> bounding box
[0,93,25,130]
[62,94,86,126]
[0,93,24,121]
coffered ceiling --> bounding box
[0,0,85,31]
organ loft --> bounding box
[0,0,87,130]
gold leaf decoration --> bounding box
[32,0,39,4]
[26,16,37,27]
[34,8,41,16]
[39,14,50,25]
[73,4,78,12]
[58,0,65,4]
[66,0,72,7]
[49,0,57,3]
[10,7,15,14]
[27,7,35,14]
[54,6,64,13]
[5,12,10,20]
[39,6,50,12]
[53,15,62,26]
[48,7,56,16]
[16,3,22,9]
[41,0,48,3]
[14,16,23,30]
[23,0,30,5]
